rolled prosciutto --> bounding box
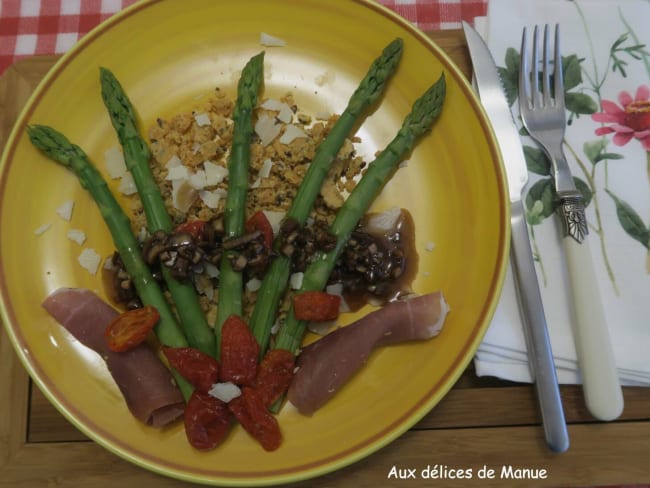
[42,288,185,427]
[287,291,449,415]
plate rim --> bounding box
[0,0,510,485]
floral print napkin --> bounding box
[472,0,650,385]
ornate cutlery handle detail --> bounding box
[557,194,588,244]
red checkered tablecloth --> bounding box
[0,0,487,75]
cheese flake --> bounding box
[203,161,228,186]
[56,200,74,221]
[260,32,287,47]
[199,188,226,209]
[254,113,282,146]
[208,382,242,403]
[67,229,86,246]
[194,112,211,127]
[34,223,51,236]
[104,146,127,179]
[262,210,286,236]
[279,124,307,145]
[290,272,304,290]
[165,154,183,168]
[118,172,138,195]
[166,165,190,181]
[189,169,208,190]
[78,248,102,275]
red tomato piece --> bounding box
[104,305,159,352]
[220,315,259,385]
[163,347,220,393]
[293,291,341,322]
[246,210,273,248]
[253,349,295,407]
[184,391,231,451]
[174,219,207,241]
[228,388,282,451]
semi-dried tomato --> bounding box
[184,391,231,451]
[228,387,281,451]
[245,210,273,248]
[174,219,207,241]
[163,347,220,393]
[219,314,259,385]
[293,291,341,322]
[104,305,159,352]
[253,349,295,407]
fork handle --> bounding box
[562,231,624,421]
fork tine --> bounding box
[519,27,530,109]
[531,25,540,108]
[554,24,565,108]
[542,25,552,107]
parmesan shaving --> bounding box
[279,124,307,145]
[278,103,293,123]
[56,200,74,221]
[104,146,126,179]
[260,32,287,47]
[261,99,285,111]
[199,188,225,209]
[246,278,262,292]
[203,160,228,185]
[118,173,137,195]
[166,165,191,181]
[259,158,273,178]
[189,169,208,190]
[78,248,101,275]
[34,223,51,236]
[290,272,304,290]
[67,229,86,245]
[194,112,211,127]
[254,113,282,146]
[165,154,183,168]
[208,382,241,403]
[263,210,285,236]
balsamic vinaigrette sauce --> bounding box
[330,208,418,312]
[103,208,418,314]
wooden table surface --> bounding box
[1,30,649,488]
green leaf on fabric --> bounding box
[583,139,608,164]
[523,145,551,175]
[562,54,583,90]
[525,178,555,224]
[498,48,521,107]
[565,92,598,114]
[606,190,650,249]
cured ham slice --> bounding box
[287,291,449,415]
[42,288,185,427]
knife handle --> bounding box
[562,233,624,421]
[511,200,569,452]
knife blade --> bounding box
[462,21,569,453]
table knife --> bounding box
[462,21,569,452]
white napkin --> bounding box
[473,0,650,385]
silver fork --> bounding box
[519,24,624,421]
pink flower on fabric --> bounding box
[591,85,650,150]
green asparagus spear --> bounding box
[99,67,215,357]
[250,38,404,355]
[28,124,193,399]
[273,73,447,354]
[215,52,265,345]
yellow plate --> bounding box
[0,0,509,485]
